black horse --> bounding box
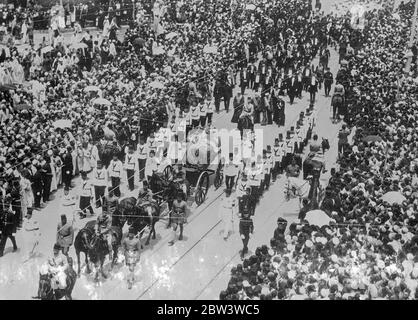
[118,197,161,246]
[37,258,77,300]
[74,221,122,280]
[88,226,122,281]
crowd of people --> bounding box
[221,1,418,300]
[0,0,332,254]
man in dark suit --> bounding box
[323,67,334,97]
[239,67,248,95]
[41,157,53,203]
[62,146,74,190]
[213,77,223,113]
[0,195,18,257]
[32,163,43,209]
[287,75,298,104]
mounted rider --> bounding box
[137,180,154,207]
[39,243,69,293]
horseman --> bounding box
[94,210,113,261]
[38,244,69,295]
[136,180,154,207]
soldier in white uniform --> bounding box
[92,160,108,208]
[136,139,148,182]
[218,189,237,240]
[78,172,94,219]
[108,154,123,197]
[124,145,137,192]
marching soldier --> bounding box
[122,227,142,289]
[136,138,148,182]
[92,160,108,208]
[205,96,214,125]
[247,161,260,207]
[56,214,74,256]
[168,192,188,246]
[108,154,123,197]
[272,136,284,182]
[78,172,94,219]
[124,145,137,192]
[264,146,273,189]
[146,132,157,154]
[239,211,254,259]
[145,149,159,182]
[219,189,237,240]
[224,153,239,191]
[238,186,253,217]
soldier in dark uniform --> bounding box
[239,211,254,259]
[238,187,254,217]
[0,195,18,257]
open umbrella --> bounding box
[153,46,165,55]
[41,46,54,54]
[70,43,88,50]
[0,84,17,91]
[165,32,178,40]
[362,135,382,143]
[93,98,112,106]
[14,103,31,111]
[203,45,218,54]
[84,85,100,92]
[133,37,145,47]
[149,81,164,89]
[382,191,406,205]
[305,210,335,227]
[52,119,73,129]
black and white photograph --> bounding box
[0,0,417,305]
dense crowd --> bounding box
[221,1,418,300]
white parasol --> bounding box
[203,45,218,54]
[305,210,335,227]
[149,81,164,89]
[84,85,100,92]
[165,32,178,40]
[381,191,406,205]
[41,46,54,54]
[93,98,112,106]
[52,119,72,129]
